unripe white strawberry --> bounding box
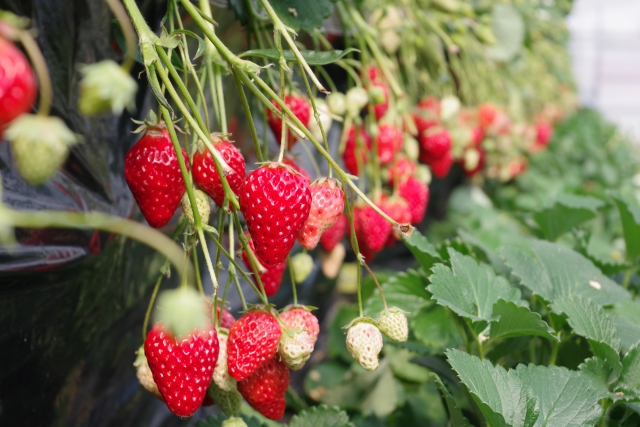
[346,87,369,117]
[208,381,242,417]
[290,252,314,283]
[327,92,347,116]
[280,306,320,343]
[213,331,237,391]
[403,134,420,161]
[278,329,314,370]
[376,307,408,342]
[222,417,248,427]
[345,320,383,370]
[181,189,211,227]
[133,346,162,399]
[308,99,333,142]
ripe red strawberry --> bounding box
[387,157,416,185]
[144,323,219,417]
[320,214,348,252]
[125,124,188,228]
[412,112,438,136]
[298,178,345,250]
[240,162,312,266]
[419,126,451,162]
[417,96,441,116]
[380,196,412,246]
[280,306,320,343]
[536,121,552,147]
[227,309,282,381]
[472,126,484,147]
[282,156,312,182]
[237,357,289,420]
[193,137,246,208]
[343,125,371,176]
[371,81,390,121]
[0,38,37,127]
[267,95,311,149]
[365,65,382,82]
[208,305,236,329]
[398,177,429,225]
[428,151,454,178]
[376,124,403,165]
[353,204,392,259]
[241,237,286,297]
[478,103,499,130]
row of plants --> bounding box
[3,0,637,426]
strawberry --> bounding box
[0,38,37,127]
[370,81,390,120]
[181,189,211,227]
[419,125,451,161]
[472,126,484,147]
[267,95,311,149]
[134,346,162,400]
[428,151,454,178]
[398,177,429,224]
[417,96,441,116]
[343,125,372,176]
[237,357,289,420]
[290,252,314,283]
[478,102,499,130]
[219,307,236,329]
[282,156,312,182]
[377,307,408,342]
[387,157,416,185]
[461,148,485,177]
[144,323,219,417]
[298,178,345,250]
[279,306,320,343]
[536,121,552,147]
[227,309,282,381]
[376,124,403,165]
[346,87,369,117]
[353,204,392,259]
[124,124,188,228]
[213,331,237,392]
[241,239,287,297]
[380,196,412,245]
[240,162,311,266]
[320,214,348,252]
[326,92,347,116]
[346,320,384,370]
[365,65,382,82]
[278,330,314,370]
[412,112,438,136]
[193,137,246,208]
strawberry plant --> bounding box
[3,0,638,426]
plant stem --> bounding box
[142,272,164,342]
[288,256,298,305]
[193,245,204,295]
[622,269,632,289]
[16,29,52,116]
[343,184,363,317]
[104,0,137,72]
[362,262,387,310]
[231,67,263,162]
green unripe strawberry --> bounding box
[78,60,137,116]
[290,252,314,283]
[377,307,409,342]
[181,189,211,227]
[208,382,242,417]
[222,417,248,427]
[326,93,347,116]
[6,115,80,185]
[346,87,369,117]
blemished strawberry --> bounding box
[376,124,403,165]
[346,320,384,370]
[371,81,390,121]
[0,38,37,126]
[282,156,312,182]
[279,306,320,343]
[320,214,348,252]
[213,331,237,392]
[193,137,246,208]
[343,125,372,176]
[387,156,416,186]
[134,346,162,400]
[237,357,289,420]
[419,125,451,161]
[240,162,312,266]
[298,178,345,250]
[144,323,219,417]
[428,151,454,178]
[267,95,311,149]
[377,307,408,342]
[241,238,287,297]
[353,204,392,259]
[278,330,314,370]
[124,124,188,228]
[398,177,429,225]
[380,196,412,246]
[227,309,282,381]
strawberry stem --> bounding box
[16,28,52,117]
[287,255,298,305]
[362,262,387,311]
[231,66,263,163]
[105,0,137,72]
[276,31,288,163]
[343,182,364,318]
[143,273,165,342]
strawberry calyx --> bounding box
[343,315,378,330]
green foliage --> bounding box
[486,4,525,62]
[288,405,354,427]
[489,300,556,341]
[239,49,359,65]
[268,0,334,31]
[532,193,604,241]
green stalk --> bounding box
[231,67,263,162]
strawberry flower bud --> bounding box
[6,114,80,185]
[78,60,137,116]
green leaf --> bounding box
[328,304,359,362]
[532,193,604,241]
[364,269,430,317]
[305,362,349,402]
[359,361,399,417]
[486,4,525,62]
[428,249,521,323]
[616,342,640,396]
[500,240,630,305]
[386,346,431,383]
[610,192,640,263]
[412,305,463,352]
[196,414,267,427]
[431,373,473,427]
[239,48,358,65]
[609,301,640,352]
[267,0,334,31]
[446,349,539,427]
[514,364,603,426]
[288,405,353,427]
[489,299,557,341]
[402,230,442,273]
[112,20,143,65]
[552,296,622,383]
[170,29,207,59]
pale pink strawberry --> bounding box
[298,178,345,250]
